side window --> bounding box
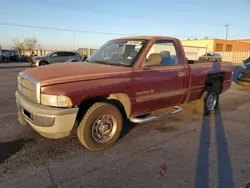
[57,52,65,57]
[63,52,72,56]
[64,52,73,56]
[146,40,178,66]
[50,52,59,58]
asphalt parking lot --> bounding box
[0,63,250,188]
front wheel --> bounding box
[77,102,123,151]
[39,61,48,66]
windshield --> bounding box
[87,40,147,67]
[205,53,214,56]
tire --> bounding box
[77,102,123,151]
[39,61,48,66]
[196,86,219,116]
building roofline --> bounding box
[181,38,221,41]
[182,45,207,49]
[231,39,250,41]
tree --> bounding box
[23,37,38,51]
[13,38,24,51]
[13,37,40,51]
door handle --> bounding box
[178,72,186,77]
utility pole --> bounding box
[225,24,230,40]
[72,31,75,50]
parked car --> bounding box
[16,36,233,151]
[21,55,29,62]
[1,51,11,63]
[199,52,222,62]
[0,54,10,63]
[237,62,250,86]
[0,50,21,62]
[31,51,82,67]
[243,56,250,64]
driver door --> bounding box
[133,40,189,113]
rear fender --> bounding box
[206,74,224,93]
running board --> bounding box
[129,106,182,124]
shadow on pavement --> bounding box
[215,105,234,187]
[195,104,235,188]
[0,138,34,164]
[196,61,235,187]
[119,120,136,139]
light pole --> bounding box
[73,31,75,50]
[225,24,230,40]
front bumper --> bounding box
[237,69,250,86]
[237,79,250,86]
[16,90,79,139]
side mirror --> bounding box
[143,53,163,69]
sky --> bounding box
[0,0,250,50]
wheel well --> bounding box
[39,60,48,65]
[76,93,131,123]
[205,74,224,93]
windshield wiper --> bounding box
[91,60,112,65]
[90,60,129,67]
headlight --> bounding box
[32,59,40,66]
[41,94,73,107]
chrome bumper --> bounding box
[16,90,79,139]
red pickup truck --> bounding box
[16,36,233,151]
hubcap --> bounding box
[92,115,117,143]
[206,92,217,111]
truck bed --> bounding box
[187,61,233,102]
[188,60,220,64]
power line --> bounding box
[0,22,134,36]
[1,22,221,41]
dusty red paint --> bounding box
[23,36,233,117]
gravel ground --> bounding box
[0,63,250,188]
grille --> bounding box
[17,72,40,103]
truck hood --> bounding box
[23,62,132,86]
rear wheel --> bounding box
[196,86,219,116]
[77,102,123,151]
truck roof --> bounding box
[114,36,177,41]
